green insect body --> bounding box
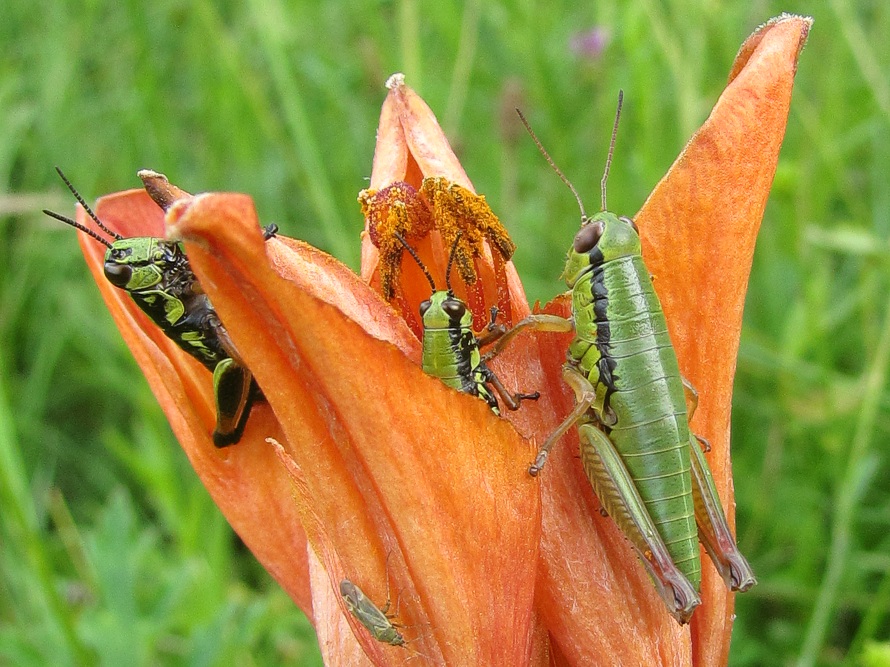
[397,233,544,414]
[520,94,756,624]
[339,579,406,647]
[566,211,703,602]
[44,168,269,447]
[420,290,501,412]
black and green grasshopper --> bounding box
[340,579,407,648]
[517,94,756,624]
[43,168,273,447]
[394,232,551,414]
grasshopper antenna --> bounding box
[53,167,123,240]
[601,90,624,211]
[394,232,437,293]
[42,209,114,249]
[443,232,463,294]
[516,108,588,222]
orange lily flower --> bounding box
[76,14,810,666]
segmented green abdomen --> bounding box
[421,324,498,412]
[572,254,700,589]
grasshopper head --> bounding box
[43,168,192,295]
[419,290,472,330]
[560,211,641,287]
[103,237,181,292]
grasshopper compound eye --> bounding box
[418,299,432,316]
[104,261,133,287]
[441,298,466,321]
[573,220,604,253]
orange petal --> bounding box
[307,548,376,667]
[376,73,473,191]
[360,75,531,328]
[169,192,543,666]
[77,190,313,616]
[361,73,468,286]
[636,14,812,665]
[270,442,378,666]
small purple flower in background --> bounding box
[569,26,609,59]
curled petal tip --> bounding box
[729,13,813,82]
[379,75,473,191]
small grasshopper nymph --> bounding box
[395,232,557,414]
[43,168,272,447]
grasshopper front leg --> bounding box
[528,363,595,475]
[479,366,541,410]
[681,377,757,592]
[480,314,574,362]
[476,313,574,411]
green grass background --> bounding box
[1,1,888,665]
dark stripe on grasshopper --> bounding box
[44,168,273,447]
[444,296,499,409]
[518,93,755,624]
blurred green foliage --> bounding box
[1,0,888,665]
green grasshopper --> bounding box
[43,168,273,447]
[394,232,554,414]
[517,94,756,624]
[339,579,407,647]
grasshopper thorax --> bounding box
[560,212,641,287]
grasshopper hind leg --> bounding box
[681,376,756,592]
[577,421,701,624]
[211,358,256,447]
[688,437,757,592]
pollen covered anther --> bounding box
[360,174,518,335]
[358,181,434,302]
